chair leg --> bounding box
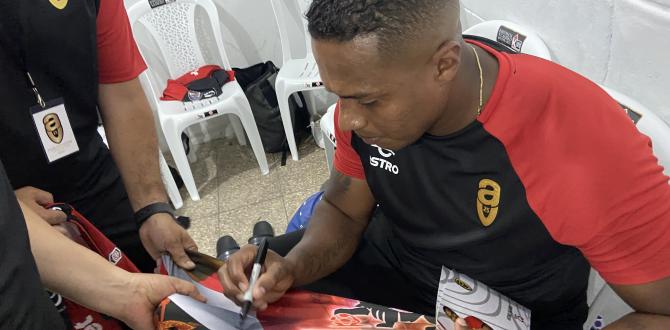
[323,130,335,175]
[158,151,183,209]
[235,98,270,175]
[229,114,247,146]
[275,82,300,161]
[163,121,201,201]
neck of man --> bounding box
[427,42,498,137]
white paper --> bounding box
[170,294,262,330]
[436,267,531,330]
[166,256,242,313]
[162,255,260,329]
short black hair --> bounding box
[306,0,455,51]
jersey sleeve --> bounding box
[483,54,670,285]
[333,102,366,180]
[96,0,147,84]
[576,138,670,285]
[573,132,670,286]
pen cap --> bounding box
[248,220,275,245]
[256,238,269,265]
[216,235,240,261]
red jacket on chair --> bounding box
[161,65,235,102]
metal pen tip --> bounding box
[240,301,251,322]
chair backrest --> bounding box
[269,0,313,65]
[601,86,670,177]
[126,0,233,108]
[126,0,231,78]
[463,20,552,61]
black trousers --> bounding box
[70,176,154,273]
[266,215,587,330]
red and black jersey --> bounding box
[334,40,670,325]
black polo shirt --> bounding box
[0,0,116,205]
[0,0,147,206]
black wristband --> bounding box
[134,202,175,227]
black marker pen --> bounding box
[239,238,269,322]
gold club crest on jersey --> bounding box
[477,179,501,227]
[49,0,68,10]
[43,113,64,144]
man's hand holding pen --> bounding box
[218,241,296,313]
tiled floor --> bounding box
[171,138,330,257]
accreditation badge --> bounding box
[31,98,79,163]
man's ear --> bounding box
[433,40,461,82]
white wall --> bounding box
[211,0,304,68]
[214,0,670,124]
[135,0,670,145]
[216,0,670,124]
[214,0,670,123]
[461,0,670,124]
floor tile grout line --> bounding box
[217,177,284,214]
[217,196,286,219]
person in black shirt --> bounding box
[0,0,197,274]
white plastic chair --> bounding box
[463,20,552,61]
[600,86,670,177]
[270,0,324,161]
[320,103,337,174]
[125,0,269,202]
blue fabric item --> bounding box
[286,191,324,233]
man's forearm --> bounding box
[99,79,167,210]
[20,202,134,316]
[605,313,670,329]
[285,199,367,286]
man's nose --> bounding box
[338,101,367,132]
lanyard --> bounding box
[0,16,48,109]
[25,71,47,109]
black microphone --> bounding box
[216,235,240,261]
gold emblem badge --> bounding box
[49,0,68,10]
[43,113,64,144]
[477,179,501,227]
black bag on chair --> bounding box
[234,61,311,158]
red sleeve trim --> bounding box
[97,0,147,84]
[333,102,365,180]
